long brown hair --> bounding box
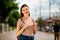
[20,4,30,18]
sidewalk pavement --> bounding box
[0,30,57,40]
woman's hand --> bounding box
[22,22,29,29]
[33,22,37,26]
[16,22,29,37]
[33,22,37,35]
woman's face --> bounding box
[22,6,30,16]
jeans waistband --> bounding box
[20,34,34,38]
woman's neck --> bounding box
[23,16,29,20]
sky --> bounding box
[16,0,60,20]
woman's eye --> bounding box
[23,10,25,11]
[26,9,28,10]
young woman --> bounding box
[16,4,37,40]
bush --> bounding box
[8,16,17,27]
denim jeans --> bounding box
[19,34,34,40]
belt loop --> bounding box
[29,36,30,40]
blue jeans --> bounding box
[19,34,34,40]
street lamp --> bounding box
[49,0,51,19]
[59,2,60,19]
[40,0,41,18]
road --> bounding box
[0,30,59,40]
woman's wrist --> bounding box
[22,26,27,30]
[18,27,26,36]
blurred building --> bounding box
[44,16,60,26]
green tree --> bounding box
[8,16,16,26]
[37,17,44,26]
[0,0,18,22]
[11,10,20,20]
[8,10,20,27]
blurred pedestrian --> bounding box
[45,25,50,32]
[53,22,60,40]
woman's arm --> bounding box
[16,19,23,36]
[16,19,28,36]
[33,22,37,35]
[16,25,27,37]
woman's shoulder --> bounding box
[30,17,35,22]
[17,18,25,24]
[17,18,22,22]
[30,17,34,20]
[18,18,21,21]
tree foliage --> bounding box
[8,10,20,27]
[37,17,44,26]
[0,0,18,22]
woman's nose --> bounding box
[25,10,28,13]
[25,9,28,12]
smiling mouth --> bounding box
[25,12,29,14]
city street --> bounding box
[0,30,59,40]
[0,0,60,40]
